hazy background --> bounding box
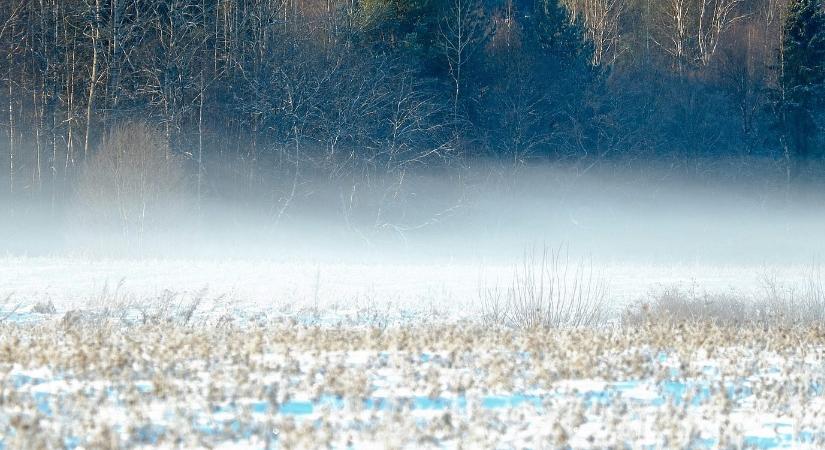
[0,0,823,316]
[2,159,824,320]
[3,160,824,263]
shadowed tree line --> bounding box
[0,0,822,223]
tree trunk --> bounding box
[197,71,204,210]
[83,0,101,161]
[7,68,15,197]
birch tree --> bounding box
[439,0,484,120]
[696,0,747,66]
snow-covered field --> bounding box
[0,256,816,322]
[1,256,825,449]
[2,321,825,449]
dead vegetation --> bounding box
[479,246,609,329]
[0,318,824,448]
[70,123,188,251]
[624,265,825,328]
[1,263,825,446]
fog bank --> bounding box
[1,163,824,266]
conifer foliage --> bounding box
[777,0,825,173]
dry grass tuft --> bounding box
[0,294,22,322]
[58,281,217,329]
[30,300,56,315]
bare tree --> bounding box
[757,0,785,74]
[1,0,27,198]
[697,0,747,66]
[439,0,484,120]
[82,0,103,161]
[655,0,693,74]
[379,70,453,173]
[567,0,629,66]
[139,0,207,155]
[653,0,748,72]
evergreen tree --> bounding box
[523,0,600,157]
[359,0,441,65]
[775,0,825,176]
[527,0,592,65]
[474,0,599,161]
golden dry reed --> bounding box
[0,317,824,449]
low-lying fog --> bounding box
[2,162,824,317]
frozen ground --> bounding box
[2,322,825,449]
[0,256,817,323]
[2,255,824,449]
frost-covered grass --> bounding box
[0,255,818,324]
[2,316,825,448]
[623,266,825,328]
[3,256,825,448]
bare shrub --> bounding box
[758,265,825,326]
[622,286,757,327]
[625,264,825,328]
[71,122,186,248]
[480,246,609,328]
